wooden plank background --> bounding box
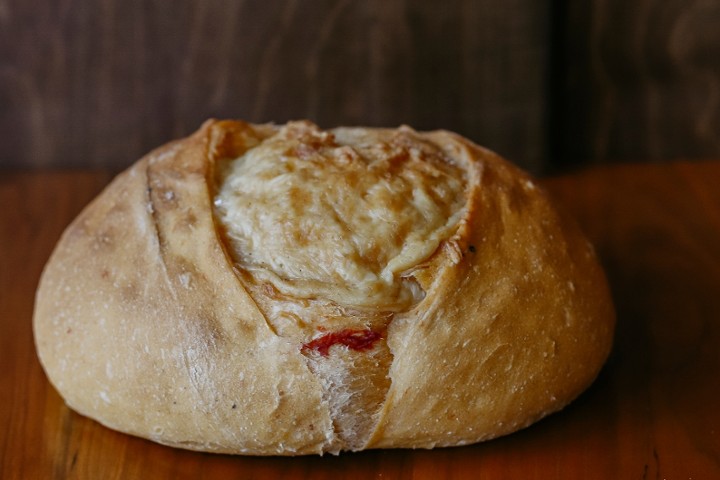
[555,0,720,170]
[1,0,719,173]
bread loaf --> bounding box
[34,120,614,455]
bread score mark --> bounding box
[301,328,383,357]
[209,121,470,451]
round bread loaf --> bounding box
[34,120,614,455]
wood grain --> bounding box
[556,0,720,168]
[3,1,720,173]
[0,0,550,172]
[2,162,720,478]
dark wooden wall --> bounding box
[555,0,720,170]
[1,0,719,173]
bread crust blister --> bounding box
[34,120,614,455]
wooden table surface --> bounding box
[2,161,720,479]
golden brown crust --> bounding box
[33,123,333,455]
[33,120,614,455]
[368,135,614,448]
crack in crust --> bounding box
[207,120,473,451]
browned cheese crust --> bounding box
[33,120,615,455]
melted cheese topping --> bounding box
[214,122,466,310]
